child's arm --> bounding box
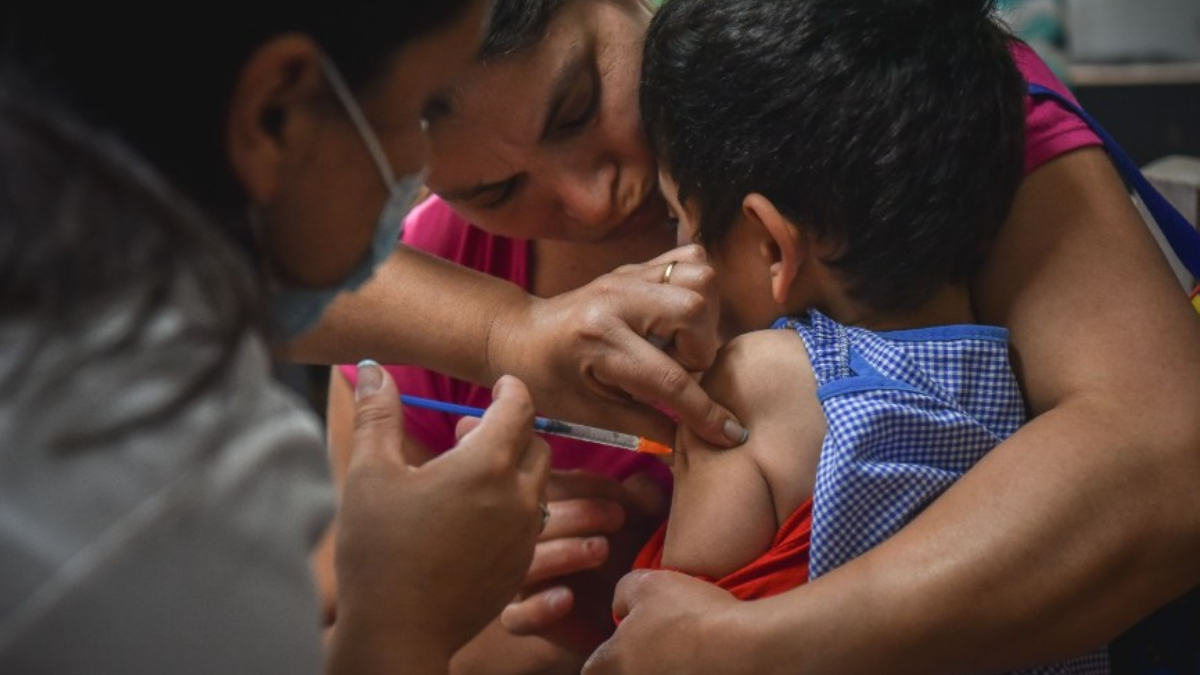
[661,329,826,579]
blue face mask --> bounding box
[269,55,426,341]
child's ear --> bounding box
[742,193,803,304]
[226,34,327,210]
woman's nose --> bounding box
[558,157,618,227]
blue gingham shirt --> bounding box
[776,310,1109,675]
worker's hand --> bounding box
[329,364,551,674]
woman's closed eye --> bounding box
[550,69,600,139]
[479,176,522,210]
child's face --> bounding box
[658,170,783,341]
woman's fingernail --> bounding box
[356,359,384,399]
[724,419,750,445]
[544,586,572,611]
[584,536,610,560]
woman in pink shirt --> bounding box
[316,1,1200,673]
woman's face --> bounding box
[424,0,666,244]
[258,0,489,289]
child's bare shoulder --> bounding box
[699,328,825,509]
[703,328,815,402]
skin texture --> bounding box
[582,147,1200,675]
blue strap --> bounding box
[1027,82,1200,280]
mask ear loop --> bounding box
[317,54,400,192]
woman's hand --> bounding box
[583,570,747,675]
[327,365,551,675]
[499,470,670,658]
[488,244,747,449]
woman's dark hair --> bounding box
[0,3,477,238]
[480,0,571,60]
[0,75,263,446]
[642,0,1027,312]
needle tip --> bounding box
[636,438,673,455]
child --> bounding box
[633,0,1107,671]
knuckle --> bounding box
[676,291,707,322]
[477,449,514,480]
[353,404,393,432]
[678,243,706,261]
[590,274,622,298]
[612,261,641,276]
[657,364,693,397]
[578,304,618,342]
[690,263,717,290]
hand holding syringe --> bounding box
[400,394,672,455]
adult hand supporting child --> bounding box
[489,244,727,445]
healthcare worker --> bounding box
[0,3,686,673]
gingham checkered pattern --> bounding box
[775,310,1110,675]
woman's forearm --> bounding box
[284,245,527,384]
[738,397,1200,675]
[285,243,742,449]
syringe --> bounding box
[399,394,672,455]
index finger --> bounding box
[637,242,708,268]
[595,330,747,449]
[455,374,544,472]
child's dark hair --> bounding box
[642,0,1026,311]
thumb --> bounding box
[610,569,653,622]
[349,359,405,468]
[662,373,749,450]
